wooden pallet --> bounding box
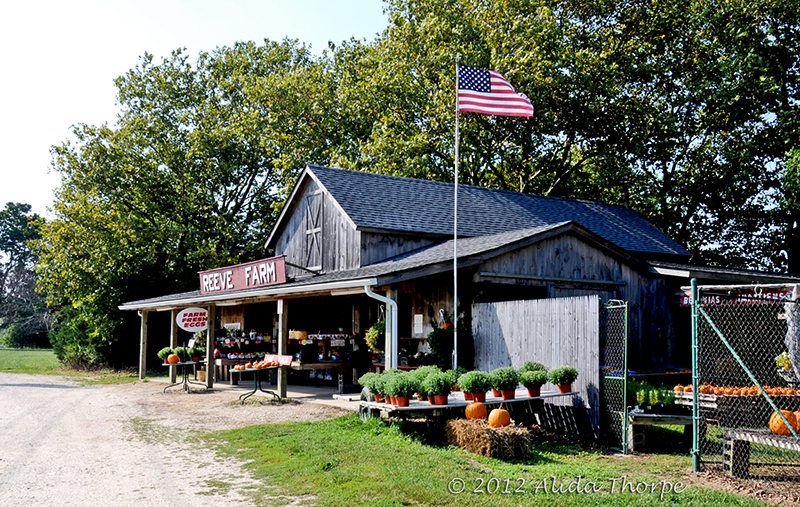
[722,428,800,478]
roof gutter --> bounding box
[118,277,379,311]
[364,285,398,370]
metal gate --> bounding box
[600,300,629,452]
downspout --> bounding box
[364,285,398,369]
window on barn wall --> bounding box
[305,190,323,270]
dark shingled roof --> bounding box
[306,165,690,258]
[122,223,579,309]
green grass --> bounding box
[0,348,141,385]
[211,414,770,507]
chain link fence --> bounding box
[692,284,800,480]
[600,300,628,452]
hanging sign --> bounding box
[679,289,793,307]
[176,307,209,331]
[198,255,286,295]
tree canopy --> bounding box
[34,0,800,366]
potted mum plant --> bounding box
[372,374,389,403]
[520,370,548,397]
[409,365,441,401]
[174,346,189,362]
[386,374,418,407]
[491,367,520,400]
[458,370,492,402]
[549,366,579,393]
[157,347,174,364]
[423,372,452,405]
[358,372,380,402]
[519,361,547,374]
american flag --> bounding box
[457,64,533,117]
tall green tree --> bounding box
[34,40,339,366]
[0,203,49,347]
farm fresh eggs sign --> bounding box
[198,255,287,295]
[176,307,209,331]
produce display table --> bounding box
[358,389,577,422]
[627,412,693,452]
[291,361,351,394]
[229,367,281,404]
[722,428,800,478]
[162,361,206,393]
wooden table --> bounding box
[358,389,577,422]
[723,428,800,478]
[626,411,693,452]
[291,361,351,394]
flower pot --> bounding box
[389,396,397,405]
[527,387,541,398]
[433,395,449,405]
[374,394,385,403]
[558,383,572,394]
[492,388,501,397]
[395,396,410,407]
[192,357,200,362]
[464,392,474,401]
[452,386,460,392]
[473,392,487,402]
[501,389,516,400]
[429,396,436,405]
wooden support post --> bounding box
[169,309,179,383]
[138,310,149,380]
[277,299,288,398]
[205,305,215,388]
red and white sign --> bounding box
[176,307,209,331]
[198,255,287,295]
[680,290,793,307]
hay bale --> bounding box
[446,419,531,460]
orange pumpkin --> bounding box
[769,410,799,435]
[465,402,488,420]
[684,385,693,393]
[167,354,180,364]
[488,408,511,428]
[712,387,722,396]
[674,385,684,392]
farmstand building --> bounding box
[121,165,800,429]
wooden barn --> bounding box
[121,165,800,432]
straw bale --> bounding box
[445,419,531,460]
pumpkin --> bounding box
[465,402,488,420]
[684,385,693,393]
[769,410,798,435]
[674,385,684,392]
[488,408,511,428]
[167,354,180,364]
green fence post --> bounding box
[691,278,700,472]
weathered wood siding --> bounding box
[361,232,438,266]
[472,296,601,435]
[273,178,361,278]
[478,233,670,370]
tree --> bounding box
[0,203,49,347]
[34,40,340,366]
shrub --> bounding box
[443,369,461,388]
[458,370,492,393]
[174,346,188,361]
[190,345,205,358]
[491,367,520,390]
[410,365,441,395]
[549,366,579,385]
[520,370,548,388]
[519,361,547,374]
[358,372,378,393]
[386,374,419,398]
[371,374,389,395]
[423,371,452,396]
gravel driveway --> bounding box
[0,372,350,506]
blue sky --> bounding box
[0,0,388,217]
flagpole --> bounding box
[453,54,460,370]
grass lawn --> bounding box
[212,414,770,507]
[0,347,144,384]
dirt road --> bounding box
[0,373,350,506]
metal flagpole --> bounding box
[453,54,460,370]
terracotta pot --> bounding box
[501,389,516,400]
[429,396,436,405]
[527,387,541,398]
[452,386,460,392]
[473,392,487,402]
[464,392,474,401]
[433,395,449,405]
[395,396,410,407]
[389,396,397,405]
[192,357,200,362]
[492,388,501,397]
[374,394,385,403]
[558,383,572,394]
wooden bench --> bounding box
[627,412,693,452]
[722,428,800,478]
